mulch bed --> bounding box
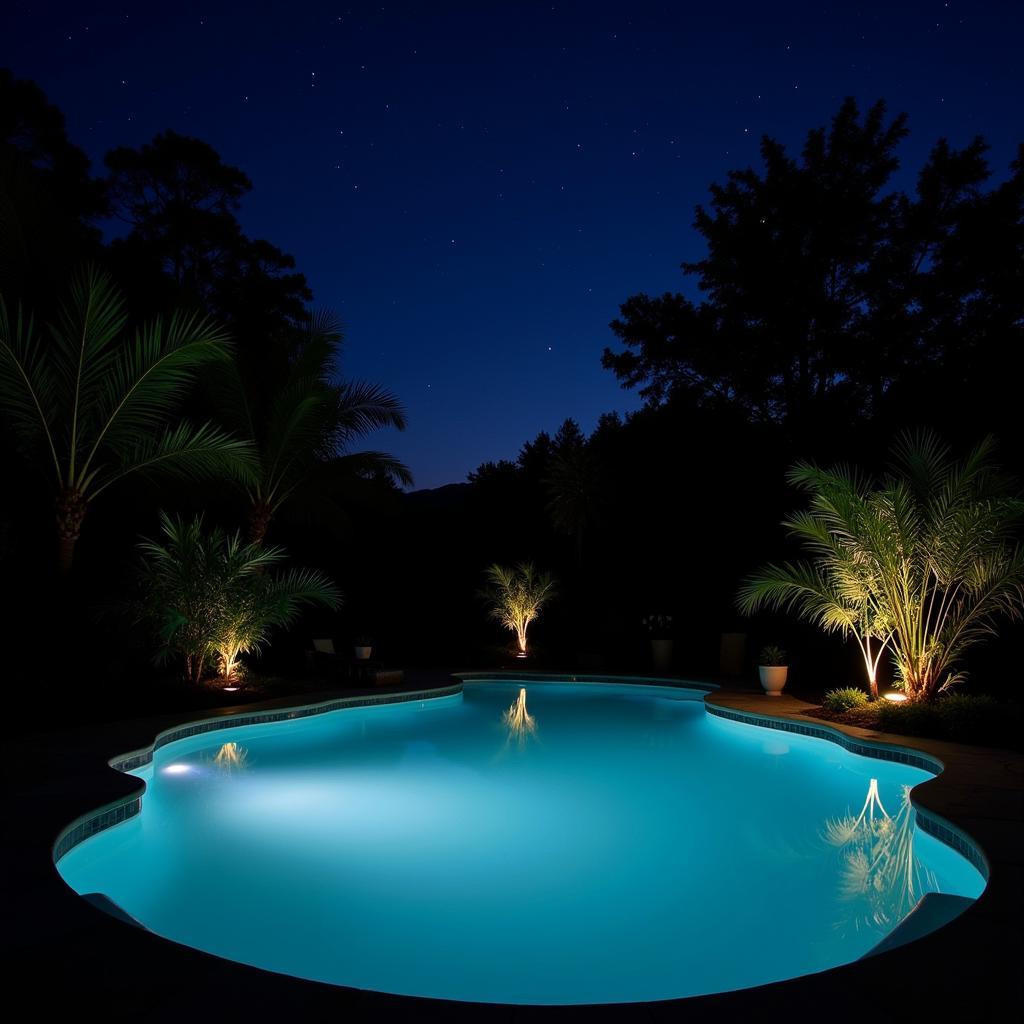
[802,705,885,729]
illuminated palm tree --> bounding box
[0,265,255,571]
[737,464,893,699]
[868,433,1024,699]
[482,562,557,657]
[739,432,1024,700]
[137,511,341,684]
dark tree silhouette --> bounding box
[603,98,1024,441]
[104,130,311,345]
[543,419,605,564]
[0,70,106,304]
[213,310,411,543]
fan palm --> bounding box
[137,511,341,683]
[482,562,557,656]
[216,310,411,543]
[0,265,255,571]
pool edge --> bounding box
[702,700,990,880]
[52,682,463,863]
[35,674,1020,1020]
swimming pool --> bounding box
[55,680,985,1005]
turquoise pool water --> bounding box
[56,681,985,1004]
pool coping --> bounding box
[15,673,1024,1020]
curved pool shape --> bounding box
[56,681,985,1004]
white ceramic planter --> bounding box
[651,637,674,672]
[354,645,373,661]
[758,665,788,697]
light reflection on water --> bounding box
[57,682,985,1005]
[824,778,937,935]
[502,687,538,748]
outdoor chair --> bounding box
[309,637,340,676]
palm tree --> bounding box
[740,432,1024,701]
[137,511,341,684]
[0,265,255,571]
[482,562,557,657]
[215,310,411,543]
[869,433,1024,699]
[737,464,893,699]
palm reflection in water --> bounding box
[211,741,250,773]
[824,778,937,934]
[502,687,538,748]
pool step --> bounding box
[861,893,975,959]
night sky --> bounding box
[3,2,1022,488]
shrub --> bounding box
[877,693,1021,748]
[823,687,870,713]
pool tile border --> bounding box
[455,670,718,690]
[52,684,463,863]
[704,702,990,878]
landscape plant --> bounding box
[0,266,255,571]
[137,512,341,683]
[823,687,871,713]
[757,644,787,667]
[737,464,892,699]
[739,432,1024,701]
[482,562,557,657]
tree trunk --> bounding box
[248,501,273,545]
[55,487,87,574]
[186,653,205,686]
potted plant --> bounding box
[354,636,374,661]
[643,614,674,672]
[757,644,788,696]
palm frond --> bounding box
[90,421,256,497]
[331,380,408,442]
[330,450,414,487]
[0,297,60,476]
[83,310,233,476]
[48,265,128,434]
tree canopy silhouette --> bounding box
[603,98,1024,439]
[0,69,106,304]
[104,130,311,351]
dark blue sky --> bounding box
[3,2,1022,487]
